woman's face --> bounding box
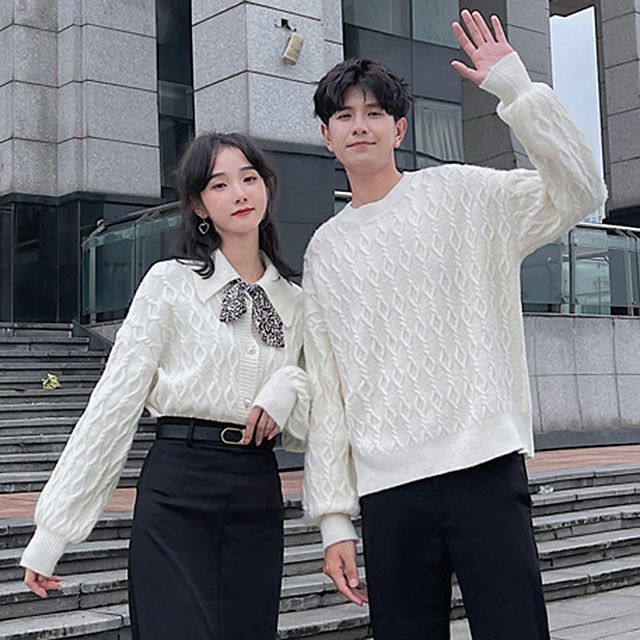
[196,145,268,241]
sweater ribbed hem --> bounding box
[320,514,359,550]
[353,412,532,497]
[20,526,68,578]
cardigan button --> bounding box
[246,344,257,355]
[244,398,251,408]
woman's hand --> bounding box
[244,406,281,446]
[24,568,61,598]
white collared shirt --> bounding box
[21,250,309,577]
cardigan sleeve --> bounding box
[480,52,607,259]
[301,246,359,549]
[252,358,310,452]
[20,263,172,577]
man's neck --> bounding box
[347,165,403,209]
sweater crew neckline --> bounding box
[338,171,415,225]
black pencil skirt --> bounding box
[127,438,284,639]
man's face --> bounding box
[321,86,407,174]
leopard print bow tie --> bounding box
[219,279,285,348]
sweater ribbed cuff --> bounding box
[253,380,297,431]
[320,514,358,550]
[20,525,68,578]
[480,52,534,106]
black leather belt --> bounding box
[155,416,274,451]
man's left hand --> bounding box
[451,10,514,85]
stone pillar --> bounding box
[0,1,59,196]
[56,0,161,198]
[191,0,343,145]
[0,0,161,200]
[596,0,640,214]
[460,0,552,170]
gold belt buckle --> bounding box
[220,427,245,445]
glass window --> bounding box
[342,0,410,37]
[412,0,460,48]
[572,229,611,315]
[521,235,570,313]
[414,98,463,162]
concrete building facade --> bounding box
[1,0,639,447]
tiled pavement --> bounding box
[450,585,640,639]
[2,444,640,519]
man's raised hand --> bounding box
[451,10,514,85]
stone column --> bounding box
[56,0,161,198]
[0,1,59,196]
[596,0,640,214]
[191,0,343,145]
[460,0,552,170]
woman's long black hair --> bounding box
[171,132,298,281]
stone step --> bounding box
[529,464,640,493]
[0,433,154,455]
[0,523,338,584]
[0,324,74,339]
[0,451,147,473]
[0,569,129,622]
[0,512,315,556]
[0,389,92,404]
[0,417,156,438]
[0,514,135,552]
[0,468,142,495]
[537,526,640,571]
[534,504,640,542]
[2,550,640,637]
[531,481,640,516]
[5,520,640,587]
[0,353,105,367]
[0,362,104,375]
[4,551,639,640]
[0,603,130,640]
[0,374,101,391]
[0,403,90,420]
[0,336,89,349]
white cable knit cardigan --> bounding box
[21,250,310,577]
[301,53,608,548]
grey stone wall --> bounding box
[525,314,640,445]
[0,0,161,199]
[191,0,343,144]
[460,0,552,170]
[595,0,640,212]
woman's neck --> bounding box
[220,235,264,283]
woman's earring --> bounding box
[198,219,210,235]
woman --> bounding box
[20,132,309,639]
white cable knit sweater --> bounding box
[21,251,310,577]
[302,53,608,548]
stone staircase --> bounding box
[2,324,640,638]
[0,324,156,495]
[1,465,640,638]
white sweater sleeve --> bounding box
[480,52,608,259]
[20,263,171,577]
[252,360,310,452]
[301,253,358,548]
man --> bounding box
[301,9,606,640]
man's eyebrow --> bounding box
[335,102,382,111]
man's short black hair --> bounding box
[314,58,412,125]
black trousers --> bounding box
[360,452,550,640]
[127,439,284,639]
